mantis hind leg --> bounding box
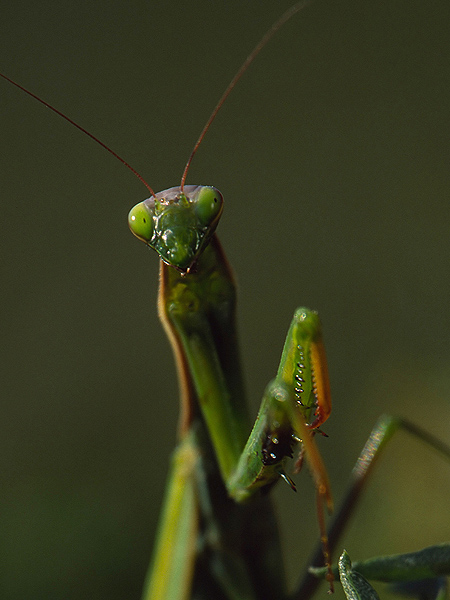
[293,415,450,600]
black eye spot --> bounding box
[261,428,294,465]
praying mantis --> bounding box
[2,1,450,599]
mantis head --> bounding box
[128,185,223,272]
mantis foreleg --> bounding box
[159,234,332,497]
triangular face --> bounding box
[128,185,224,272]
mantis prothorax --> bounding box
[2,2,450,600]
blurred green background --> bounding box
[1,1,450,598]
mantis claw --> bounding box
[278,470,297,492]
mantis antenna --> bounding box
[1,1,312,196]
[0,72,157,198]
[180,0,312,191]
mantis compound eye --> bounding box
[194,186,223,227]
[128,202,154,242]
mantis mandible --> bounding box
[2,2,450,600]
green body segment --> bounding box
[128,186,332,599]
[142,432,199,600]
[160,234,250,481]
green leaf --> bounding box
[338,551,380,600]
[310,543,450,583]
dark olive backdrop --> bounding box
[1,1,450,599]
